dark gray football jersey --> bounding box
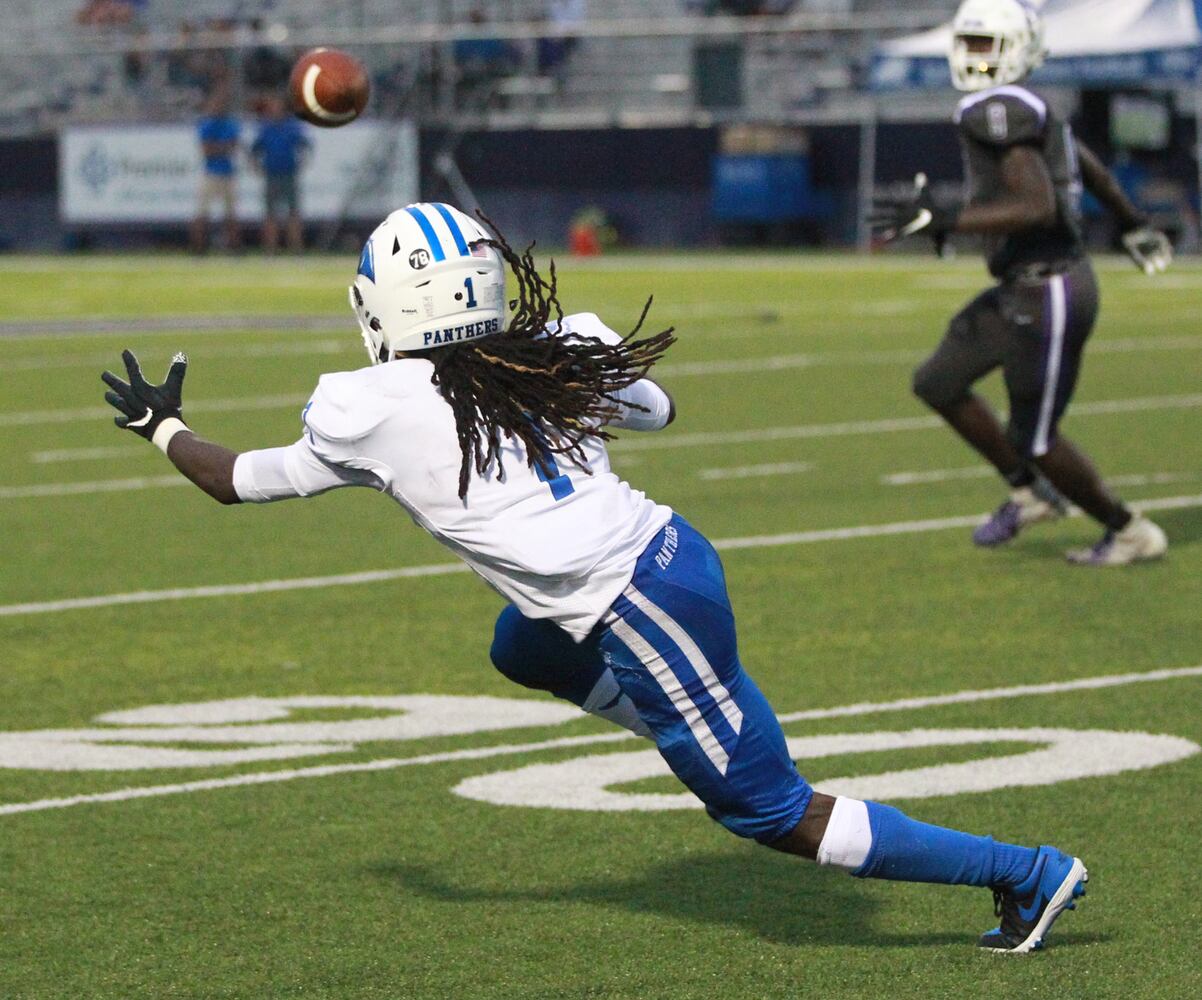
[955,84,1085,278]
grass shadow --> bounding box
[364,850,1106,951]
[994,503,1202,563]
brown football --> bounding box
[289,47,370,127]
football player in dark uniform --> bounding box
[871,0,1173,566]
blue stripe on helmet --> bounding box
[357,238,376,283]
[405,205,446,262]
[432,203,471,257]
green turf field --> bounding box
[0,252,1199,999]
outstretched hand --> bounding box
[1121,226,1172,275]
[869,173,958,255]
[101,349,188,440]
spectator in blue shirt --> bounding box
[191,91,241,253]
[251,97,312,253]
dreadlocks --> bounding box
[423,219,676,499]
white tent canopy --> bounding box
[873,0,1202,89]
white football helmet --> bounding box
[349,202,507,362]
[949,0,1047,92]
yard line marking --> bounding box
[31,445,145,464]
[0,339,351,375]
[0,315,348,340]
[2,663,1199,817]
[883,467,1198,489]
[614,394,1202,452]
[0,732,637,816]
[659,351,919,376]
[0,563,472,618]
[0,476,187,500]
[774,665,1202,724]
[884,466,996,486]
[1,493,1198,619]
[7,334,1196,379]
[712,493,1202,550]
[699,461,814,481]
[0,393,308,428]
[6,382,1202,432]
[885,468,1195,489]
[1075,393,1202,416]
[1089,334,1202,355]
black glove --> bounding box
[1121,225,1172,275]
[869,173,960,252]
[101,349,188,440]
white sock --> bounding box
[582,669,651,738]
[816,796,873,871]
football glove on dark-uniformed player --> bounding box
[1121,225,1173,276]
[102,349,188,441]
[869,173,960,252]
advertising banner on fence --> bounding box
[59,120,418,224]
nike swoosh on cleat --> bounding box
[1018,894,1046,924]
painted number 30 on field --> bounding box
[0,695,1197,816]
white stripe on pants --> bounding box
[1033,274,1067,457]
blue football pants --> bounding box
[491,514,813,844]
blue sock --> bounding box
[992,840,1040,889]
[853,802,1037,888]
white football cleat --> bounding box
[1065,515,1168,566]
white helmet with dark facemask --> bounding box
[349,203,507,363]
[949,0,1047,92]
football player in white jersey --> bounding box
[103,202,1087,953]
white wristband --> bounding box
[152,417,189,455]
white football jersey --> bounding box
[233,313,673,640]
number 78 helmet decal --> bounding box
[949,0,1047,92]
[349,203,507,363]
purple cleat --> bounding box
[973,485,1065,548]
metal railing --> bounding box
[0,7,957,135]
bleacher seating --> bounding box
[0,0,958,135]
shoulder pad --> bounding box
[302,369,396,444]
[956,86,1047,147]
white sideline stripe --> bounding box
[0,340,350,375]
[8,380,1202,434]
[1090,334,1202,355]
[12,331,1193,377]
[623,584,744,738]
[5,389,1194,484]
[614,394,1202,453]
[1,492,1199,620]
[0,394,308,428]
[775,665,1202,724]
[885,466,997,486]
[31,445,144,464]
[0,475,187,500]
[699,461,814,481]
[710,493,1202,551]
[3,664,1199,817]
[0,564,471,618]
[884,467,1197,488]
[608,615,730,774]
